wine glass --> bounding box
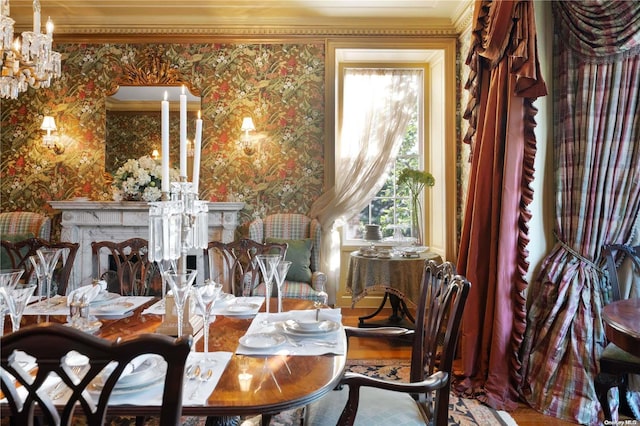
[163,269,197,338]
[0,269,24,334]
[273,260,292,313]
[8,283,37,332]
[255,254,280,314]
[28,255,46,301]
[191,280,223,363]
[36,248,63,309]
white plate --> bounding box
[281,320,341,336]
[402,246,428,254]
[93,356,164,391]
[239,333,286,349]
[226,302,260,314]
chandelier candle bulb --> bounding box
[45,16,53,36]
[179,85,187,178]
[192,110,202,194]
[161,91,170,193]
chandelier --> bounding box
[0,0,61,99]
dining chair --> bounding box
[1,322,192,426]
[91,238,162,296]
[0,237,78,296]
[204,238,287,296]
[248,213,327,302]
[305,260,471,426]
[595,243,640,421]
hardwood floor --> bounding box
[340,307,576,426]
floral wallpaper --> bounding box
[0,42,325,232]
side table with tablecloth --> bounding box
[346,251,442,326]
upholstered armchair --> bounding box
[0,211,51,240]
[248,213,327,302]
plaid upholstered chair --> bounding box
[248,213,327,302]
[0,211,51,240]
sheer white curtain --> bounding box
[309,68,420,302]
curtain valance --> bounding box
[552,0,640,63]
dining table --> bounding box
[1,294,347,422]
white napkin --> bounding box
[122,354,155,376]
[67,280,107,306]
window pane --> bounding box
[343,70,422,242]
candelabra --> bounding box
[1,0,61,99]
[149,179,208,337]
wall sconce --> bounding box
[240,116,256,155]
[151,149,160,160]
[41,115,64,154]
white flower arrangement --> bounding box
[111,155,179,202]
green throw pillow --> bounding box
[265,237,313,283]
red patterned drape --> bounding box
[456,0,547,411]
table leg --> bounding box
[358,292,389,327]
[358,291,415,329]
[390,294,415,324]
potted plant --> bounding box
[397,167,435,245]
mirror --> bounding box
[105,86,201,173]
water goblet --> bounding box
[255,254,280,314]
[191,280,223,363]
[8,283,37,332]
[273,260,292,313]
[0,269,24,334]
[163,269,198,338]
[36,248,63,309]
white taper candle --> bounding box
[179,85,187,178]
[193,110,203,194]
[161,91,170,193]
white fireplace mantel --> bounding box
[49,200,244,291]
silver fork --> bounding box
[51,365,85,400]
[189,367,212,399]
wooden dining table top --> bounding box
[3,297,347,418]
[602,297,640,358]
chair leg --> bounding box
[595,372,625,421]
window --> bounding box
[341,67,424,242]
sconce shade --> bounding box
[241,117,255,132]
[41,115,63,154]
[41,116,57,131]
